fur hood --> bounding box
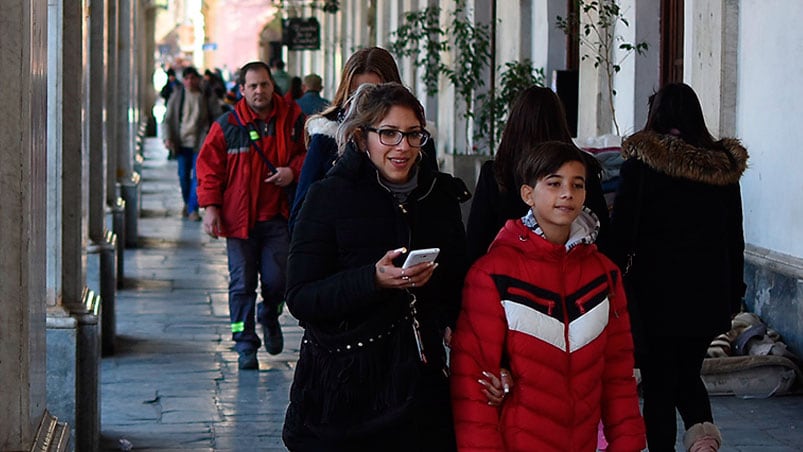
[621,131,748,185]
[305,115,339,138]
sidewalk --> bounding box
[99,137,802,451]
[100,138,301,451]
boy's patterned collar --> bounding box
[520,208,599,251]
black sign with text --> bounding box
[282,18,321,51]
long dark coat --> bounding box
[283,143,469,451]
[610,131,748,339]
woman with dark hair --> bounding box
[611,83,748,452]
[282,82,469,451]
[465,86,611,264]
[285,76,304,103]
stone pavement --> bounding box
[99,137,803,451]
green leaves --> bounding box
[389,6,447,96]
[555,0,649,136]
[476,60,545,151]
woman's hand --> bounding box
[479,369,513,406]
[374,247,438,290]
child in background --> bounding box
[450,141,645,452]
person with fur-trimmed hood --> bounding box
[610,83,749,452]
[451,141,645,452]
[288,47,437,232]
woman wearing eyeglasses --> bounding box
[288,46,439,232]
[282,82,470,451]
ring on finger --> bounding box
[402,275,410,281]
[411,281,416,287]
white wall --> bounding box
[736,0,803,258]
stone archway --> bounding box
[260,16,283,65]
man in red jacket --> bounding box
[196,61,305,370]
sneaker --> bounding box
[238,350,258,370]
[262,316,284,355]
[187,211,201,222]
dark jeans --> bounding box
[176,146,198,213]
[226,218,289,353]
[640,335,714,451]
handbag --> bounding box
[230,110,297,207]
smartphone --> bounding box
[402,248,440,269]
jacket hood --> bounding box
[490,210,599,260]
[621,131,748,185]
[306,115,339,138]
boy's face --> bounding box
[520,161,587,245]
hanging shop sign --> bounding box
[282,18,321,51]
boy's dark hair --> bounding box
[515,141,588,188]
[237,61,278,88]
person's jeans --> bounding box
[225,218,289,352]
[176,147,199,213]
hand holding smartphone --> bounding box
[402,248,440,269]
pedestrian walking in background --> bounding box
[203,68,227,101]
[451,141,645,452]
[282,82,469,451]
[284,76,303,104]
[295,73,330,116]
[288,46,437,231]
[159,67,181,103]
[195,61,306,370]
[163,66,223,220]
[465,86,611,264]
[610,83,748,452]
[270,58,291,95]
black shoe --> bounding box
[238,350,258,370]
[262,317,284,355]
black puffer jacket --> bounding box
[283,142,469,451]
[611,132,748,338]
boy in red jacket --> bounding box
[450,141,645,451]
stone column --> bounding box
[118,0,141,248]
[106,0,127,283]
[685,0,739,138]
[143,5,158,138]
[576,3,613,139]
[0,0,57,449]
[106,0,119,207]
[46,1,101,450]
[86,0,118,357]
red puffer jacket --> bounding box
[451,218,645,452]
[196,95,305,239]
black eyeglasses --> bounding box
[365,127,430,147]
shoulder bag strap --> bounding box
[231,109,279,175]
